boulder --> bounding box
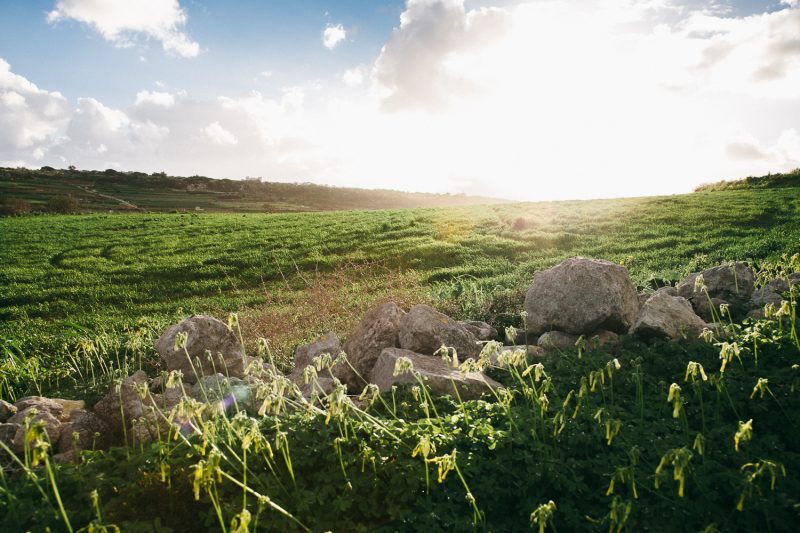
[677,262,755,307]
[523,257,640,335]
[691,296,729,322]
[93,370,167,444]
[8,408,63,453]
[538,331,580,350]
[155,315,245,384]
[53,399,86,422]
[397,304,481,359]
[587,330,620,348]
[193,374,252,413]
[343,302,404,387]
[56,410,110,454]
[371,348,501,401]
[293,376,337,405]
[504,326,535,346]
[459,320,497,341]
[491,345,545,367]
[630,292,708,340]
[14,396,64,419]
[0,399,16,422]
[655,286,678,297]
[750,278,790,309]
[0,423,20,451]
[292,332,355,387]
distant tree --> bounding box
[68,165,77,171]
[40,166,55,171]
[0,197,30,216]
[46,195,80,213]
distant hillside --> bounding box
[694,168,800,192]
[0,167,506,214]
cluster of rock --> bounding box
[289,302,501,401]
[2,256,796,463]
[1,396,109,463]
[523,257,797,343]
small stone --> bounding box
[538,331,580,350]
[459,320,498,341]
[371,348,501,401]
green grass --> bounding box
[1,187,799,531]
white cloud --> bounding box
[47,0,200,58]
[323,24,346,49]
[0,58,70,153]
[341,67,365,87]
[135,90,176,107]
[373,0,510,111]
[202,121,238,145]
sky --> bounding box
[0,0,798,200]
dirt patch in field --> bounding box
[238,260,436,370]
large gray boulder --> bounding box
[56,410,110,454]
[292,332,357,389]
[750,278,790,309]
[13,396,65,419]
[630,292,708,340]
[93,370,167,445]
[398,304,481,359]
[677,262,755,308]
[371,348,500,401]
[343,302,405,387]
[155,315,245,384]
[523,258,640,335]
[7,409,63,454]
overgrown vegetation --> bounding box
[1,187,799,531]
[694,168,800,192]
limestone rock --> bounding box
[398,304,481,359]
[459,320,498,341]
[691,296,729,322]
[677,262,755,312]
[630,292,708,340]
[343,302,404,388]
[523,257,640,335]
[588,330,619,348]
[750,278,790,310]
[0,399,16,422]
[371,348,501,401]
[8,408,63,453]
[0,423,21,452]
[92,370,166,444]
[292,332,355,388]
[655,286,678,297]
[491,345,545,367]
[155,315,245,384]
[56,410,110,454]
[14,396,64,419]
[293,376,337,405]
[538,331,580,350]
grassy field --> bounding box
[1,187,799,531]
